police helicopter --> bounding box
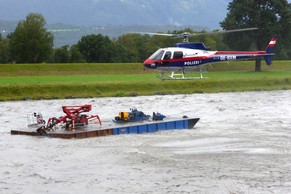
[140,28,277,80]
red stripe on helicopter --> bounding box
[215,51,266,55]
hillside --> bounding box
[0,21,205,47]
[0,0,230,29]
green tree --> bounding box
[0,34,11,63]
[115,34,140,62]
[9,13,54,63]
[53,45,70,63]
[69,44,85,63]
[77,34,115,62]
[220,0,291,71]
[111,41,136,62]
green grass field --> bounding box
[0,61,290,101]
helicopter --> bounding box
[141,28,277,80]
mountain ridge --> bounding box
[0,20,207,47]
[0,0,230,29]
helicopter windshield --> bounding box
[149,49,165,60]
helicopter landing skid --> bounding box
[158,71,206,80]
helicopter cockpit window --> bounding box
[173,51,183,59]
[149,49,165,60]
[163,51,172,60]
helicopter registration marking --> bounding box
[184,61,201,65]
[220,55,236,61]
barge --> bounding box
[10,105,199,139]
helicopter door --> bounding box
[162,51,172,65]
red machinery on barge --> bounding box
[36,104,101,134]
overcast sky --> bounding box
[0,0,290,29]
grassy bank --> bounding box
[1,76,290,101]
[0,61,290,101]
[0,63,146,76]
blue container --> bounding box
[175,120,184,129]
[183,120,189,129]
[147,123,157,132]
[138,125,147,133]
[114,127,128,134]
[128,126,138,134]
[113,128,119,135]
[166,121,175,130]
[157,122,166,130]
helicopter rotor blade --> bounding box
[188,27,258,37]
[130,32,176,37]
[131,27,258,42]
[132,27,258,37]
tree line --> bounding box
[0,0,291,69]
[0,14,229,64]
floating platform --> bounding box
[11,118,199,139]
